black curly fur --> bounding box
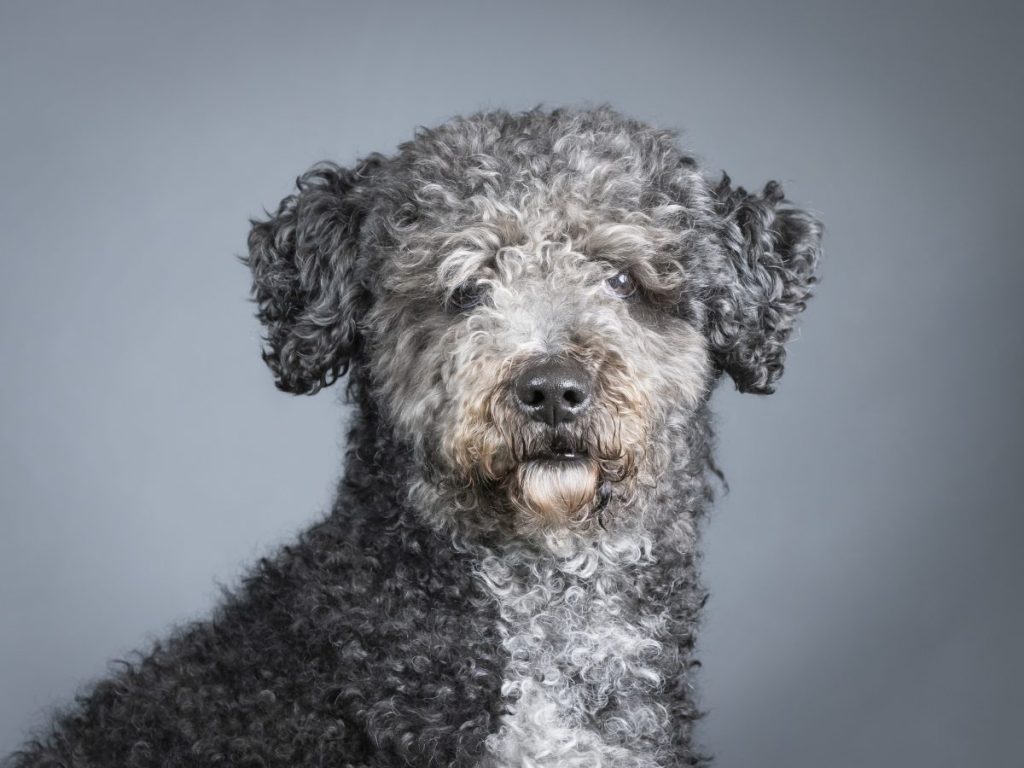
[7,399,506,767]
[707,176,821,394]
[246,156,384,395]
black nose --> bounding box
[514,358,592,426]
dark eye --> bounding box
[605,271,637,299]
[445,281,488,313]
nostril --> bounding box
[522,386,545,406]
[515,375,550,410]
[562,387,587,407]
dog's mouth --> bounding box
[463,418,642,530]
[525,448,589,465]
[508,436,604,527]
[522,437,590,465]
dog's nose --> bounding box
[514,358,591,426]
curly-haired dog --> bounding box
[5,105,821,767]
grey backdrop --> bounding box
[2,1,1021,765]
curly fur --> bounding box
[4,105,821,767]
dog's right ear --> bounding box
[245,157,382,394]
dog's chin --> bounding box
[511,455,601,529]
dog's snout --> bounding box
[514,358,592,426]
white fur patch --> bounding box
[476,530,678,767]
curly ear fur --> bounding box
[707,175,822,394]
[245,156,382,394]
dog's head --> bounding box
[246,107,821,535]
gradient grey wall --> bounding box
[1,1,1021,765]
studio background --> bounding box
[1,2,1021,766]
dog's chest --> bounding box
[475,541,684,767]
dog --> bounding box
[5,105,821,767]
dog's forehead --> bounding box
[376,114,708,288]
[393,112,693,214]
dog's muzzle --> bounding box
[509,357,602,526]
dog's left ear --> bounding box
[245,156,382,395]
[705,175,822,394]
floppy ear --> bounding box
[245,156,382,394]
[706,175,822,394]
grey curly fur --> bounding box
[4,105,821,767]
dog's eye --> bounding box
[605,271,637,299]
[445,281,488,313]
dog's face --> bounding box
[367,200,712,533]
[246,107,821,535]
